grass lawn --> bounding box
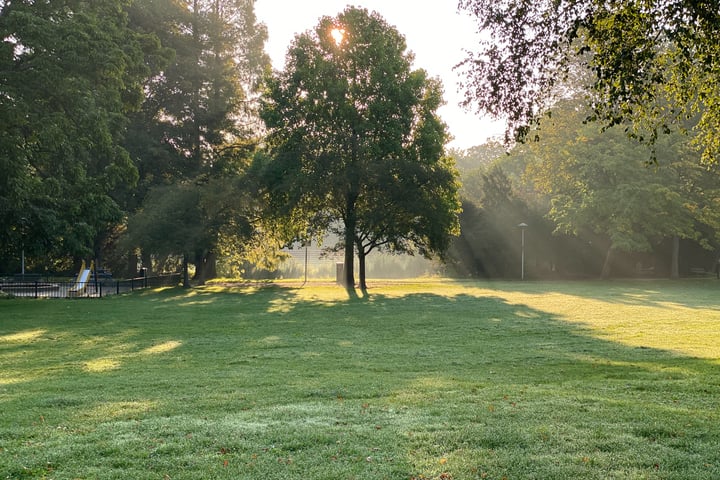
[1,279,719,479]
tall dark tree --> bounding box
[457,0,720,163]
[121,0,269,281]
[260,7,460,292]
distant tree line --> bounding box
[447,95,720,279]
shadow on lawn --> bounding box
[2,285,717,392]
[1,285,719,478]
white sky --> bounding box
[254,0,506,150]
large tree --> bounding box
[121,0,269,280]
[260,6,460,291]
[457,0,720,163]
[0,0,153,272]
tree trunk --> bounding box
[127,250,139,277]
[600,246,613,279]
[343,229,355,291]
[198,251,217,283]
[670,235,680,279]
[191,0,203,169]
[182,254,190,288]
[93,235,104,272]
[358,249,367,293]
[193,251,217,285]
[343,199,357,292]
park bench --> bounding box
[689,267,710,277]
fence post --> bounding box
[34,280,38,299]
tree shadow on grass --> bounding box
[1,287,719,479]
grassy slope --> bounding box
[0,280,719,479]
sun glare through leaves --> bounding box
[330,27,345,46]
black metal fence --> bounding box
[0,274,182,299]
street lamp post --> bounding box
[20,217,27,277]
[518,223,528,280]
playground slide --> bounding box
[68,261,93,297]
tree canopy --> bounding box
[0,0,269,278]
[526,97,720,277]
[4,0,717,283]
[0,0,152,271]
[457,0,720,163]
[448,93,720,279]
[260,6,460,291]
[119,0,269,281]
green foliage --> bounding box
[0,0,270,277]
[0,0,152,269]
[125,183,207,257]
[449,162,543,278]
[523,97,720,276]
[450,140,507,175]
[458,0,720,163]
[124,170,267,282]
[451,91,720,279]
[134,0,267,171]
[260,7,460,290]
[119,0,270,280]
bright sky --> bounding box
[254,0,506,150]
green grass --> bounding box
[1,279,719,479]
